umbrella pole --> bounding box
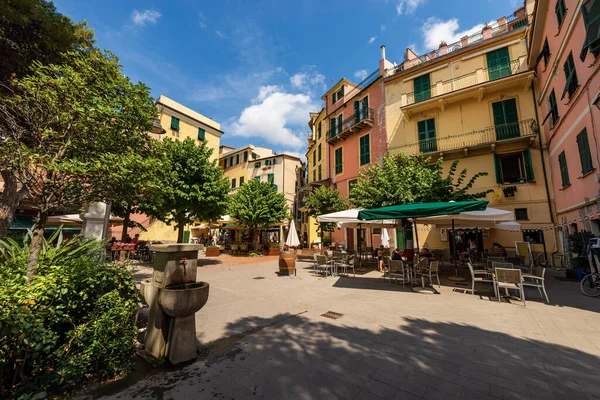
[448,219,466,282]
[412,218,435,294]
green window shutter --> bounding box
[577,128,594,174]
[236,154,240,164]
[340,86,344,97]
[171,116,180,131]
[198,128,206,140]
[330,118,336,136]
[313,170,316,181]
[318,165,322,180]
[493,99,520,140]
[581,0,600,60]
[558,151,570,187]
[549,90,559,125]
[254,162,260,168]
[562,53,579,99]
[524,148,535,182]
[335,147,343,174]
[413,74,431,103]
[359,135,370,165]
[243,151,248,162]
[272,184,278,191]
[231,178,236,189]
[318,144,321,161]
[486,47,511,80]
[255,176,260,181]
[494,154,503,184]
[418,118,436,152]
[338,114,343,133]
[318,121,322,139]
[555,0,566,26]
[313,151,316,166]
[267,173,274,185]
[354,100,360,124]
[240,176,244,185]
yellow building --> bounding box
[382,5,560,264]
[218,144,274,192]
[138,95,224,242]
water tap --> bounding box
[179,257,188,281]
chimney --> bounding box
[482,23,492,40]
[461,35,469,48]
[379,44,394,77]
[381,45,386,60]
[439,41,448,56]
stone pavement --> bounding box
[81,257,600,400]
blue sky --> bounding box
[54,0,519,157]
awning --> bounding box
[358,201,488,220]
[317,208,397,226]
[416,208,514,225]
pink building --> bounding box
[322,52,389,249]
[528,0,600,245]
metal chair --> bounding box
[338,256,356,277]
[387,260,407,286]
[423,260,441,288]
[492,261,514,271]
[315,255,334,277]
[466,262,493,295]
[522,267,549,303]
[494,268,525,306]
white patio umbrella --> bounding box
[285,219,300,248]
[380,228,391,249]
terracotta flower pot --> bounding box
[269,247,281,256]
[205,248,220,257]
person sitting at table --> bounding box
[467,239,477,258]
[391,248,403,260]
[377,245,385,272]
[124,234,132,244]
[420,247,432,258]
[132,233,140,246]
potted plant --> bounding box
[205,245,220,257]
[269,243,281,256]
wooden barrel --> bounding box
[278,251,295,275]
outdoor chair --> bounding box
[522,267,549,303]
[494,267,525,306]
[423,260,441,288]
[491,261,514,272]
[506,256,525,267]
[231,243,239,255]
[338,256,356,277]
[386,260,406,286]
[466,262,493,295]
[315,255,334,277]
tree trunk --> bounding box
[26,211,47,284]
[177,218,185,243]
[120,204,132,242]
[0,171,26,237]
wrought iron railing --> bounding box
[394,15,529,74]
[327,107,375,139]
[391,119,537,155]
[400,58,526,107]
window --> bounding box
[418,118,437,153]
[313,170,316,181]
[515,208,529,220]
[254,176,260,181]
[264,159,273,166]
[243,151,248,162]
[562,52,578,99]
[413,74,431,103]
[267,173,274,185]
[235,154,240,165]
[555,0,566,27]
[348,179,358,194]
[332,86,344,103]
[170,116,180,131]
[492,99,520,140]
[318,121,322,139]
[359,134,370,165]
[494,149,534,184]
[577,128,594,174]
[318,144,322,161]
[581,0,600,59]
[313,151,316,166]
[318,165,322,181]
[537,38,551,67]
[558,151,570,188]
[198,128,206,141]
[335,147,343,174]
[486,47,512,80]
[548,90,559,128]
[231,178,236,189]
[240,176,245,185]
[254,162,261,168]
[354,97,369,123]
[523,229,544,244]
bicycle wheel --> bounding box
[580,273,600,297]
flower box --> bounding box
[205,247,220,257]
[268,247,280,256]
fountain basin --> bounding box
[157,282,209,318]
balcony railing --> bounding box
[392,119,537,155]
[400,58,526,107]
[327,107,375,142]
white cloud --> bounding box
[396,0,426,15]
[381,24,387,32]
[289,67,325,92]
[131,9,161,27]
[199,12,208,29]
[216,30,225,38]
[228,87,318,149]
[354,69,368,81]
[368,36,377,44]
[421,17,485,49]
[290,73,307,88]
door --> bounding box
[486,47,512,80]
[418,118,437,152]
[346,228,355,250]
[492,99,520,140]
[395,228,405,251]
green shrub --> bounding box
[0,230,138,398]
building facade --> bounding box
[528,0,600,250]
[219,144,273,192]
[383,4,560,263]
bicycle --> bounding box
[580,253,600,297]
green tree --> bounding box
[0,0,94,237]
[228,179,289,250]
[153,137,230,243]
[304,186,348,242]
[0,49,158,281]
[349,153,491,209]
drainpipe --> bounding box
[531,80,559,266]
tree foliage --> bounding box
[228,179,288,249]
[304,185,348,233]
[349,153,492,209]
[0,49,158,279]
[152,137,230,243]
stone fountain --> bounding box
[140,244,209,365]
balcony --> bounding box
[399,58,532,115]
[391,119,537,156]
[327,108,374,144]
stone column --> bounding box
[81,202,110,240]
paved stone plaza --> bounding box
[82,257,600,400]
